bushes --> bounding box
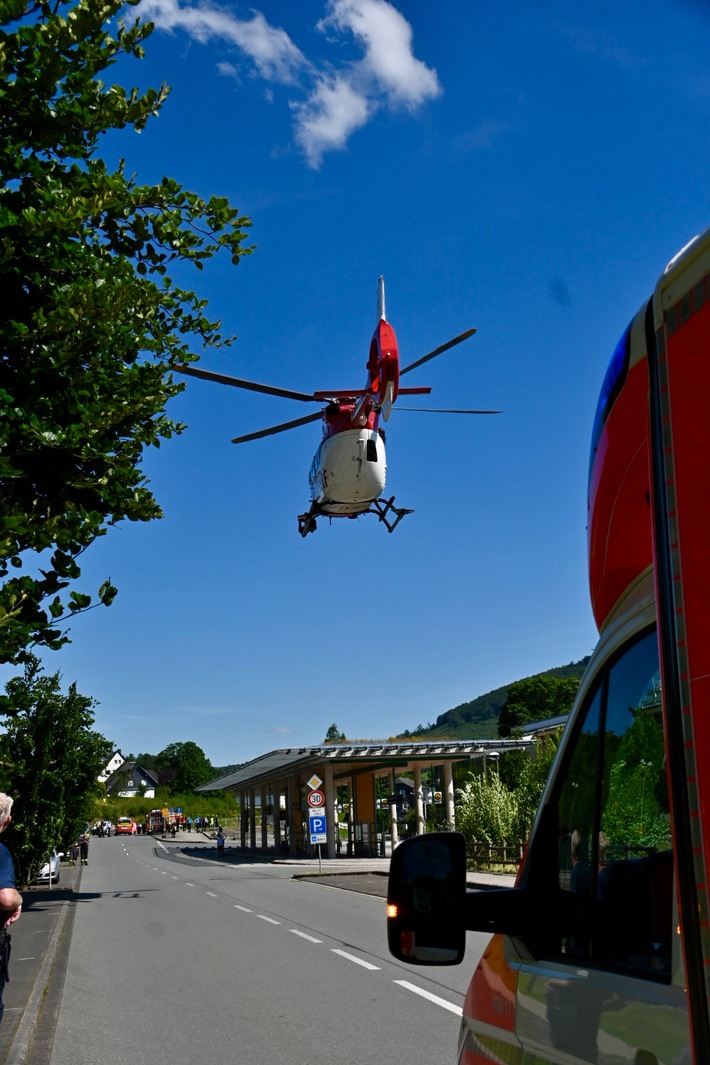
[456,733,562,856]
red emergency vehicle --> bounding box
[146,809,165,834]
[387,226,710,1064]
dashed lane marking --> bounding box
[290,930,322,944]
[331,949,380,970]
[394,980,462,1016]
[256,915,281,925]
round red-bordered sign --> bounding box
[308,789,325,808]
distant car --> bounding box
[37,850,64,884]
[115,817,136,835]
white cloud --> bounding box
[216,60,239,81]
[292,74,371,168]
[319,0,441,109]
[138,0,441,167]
[139,0,307,84]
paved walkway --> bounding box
[0,839,516,1064]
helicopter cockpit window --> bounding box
[366,439,378,462]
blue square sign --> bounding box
[309,813,327,844]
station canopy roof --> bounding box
[197,738,535,794]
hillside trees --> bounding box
[0,655,112,884]
[0,0,252,664]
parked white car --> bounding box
[37,850,64,884]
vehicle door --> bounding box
[509,626,689,1065]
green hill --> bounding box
[400,657,591,741]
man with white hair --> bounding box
[0,793,23,1024]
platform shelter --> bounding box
[198,738,534,859]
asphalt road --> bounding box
[34,835,493,1065]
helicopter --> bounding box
[177,278,500,536]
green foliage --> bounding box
[602,708,669,851]
[456,771,519,846]
[155,741,214,794]
[94,789,238,825]
[324,723,346,743]
[456,732,562,847]
[0,0,253,663]
[0,654,112,884]
[498,674,580,738]
[511,730,562,839]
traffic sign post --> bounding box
[309,811,327,873]
[307,776,327,871]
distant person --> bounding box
[216,828,225,857]
[0,793,23,1025]
[79,834,89,866]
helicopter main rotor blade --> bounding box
[399,327,477,376]
[177,364,318,403]
[231,410,323,444]
[394,406,501,414]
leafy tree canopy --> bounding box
[0,654,112,884]
[498,674,581,738]
[155,740,214,795]
[0,0,252,664]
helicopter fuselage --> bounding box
[309,419,386,516]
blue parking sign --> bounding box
[309,813,327,844]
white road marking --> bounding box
[394,980,463,1016]
[206,891,219,898]
[290,930,322,944]
[234,905,252,913]
[186,883,195,887]
[331,949,380,970]
[256,915,281,925]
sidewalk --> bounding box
[0,841,516,1064]
[0,862,81,1065]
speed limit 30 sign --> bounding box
[308,789,325,808]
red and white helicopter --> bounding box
[178,278,499,536]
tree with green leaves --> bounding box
[155,741,214,795]
[0,655,112,885]
[498,675,580,737]
[0,0,252,664]
[324,723,346,743]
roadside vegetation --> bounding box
[96,791,239,831]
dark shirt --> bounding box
[0,843,15,891]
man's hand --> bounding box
[0,888,23,928]
[3,904,21,929]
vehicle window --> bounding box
[555,630,672,979]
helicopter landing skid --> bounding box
[365,496,414,533]
[297,496,413,537]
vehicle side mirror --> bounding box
[387,832,467,965]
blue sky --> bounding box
[14,0,710,767]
